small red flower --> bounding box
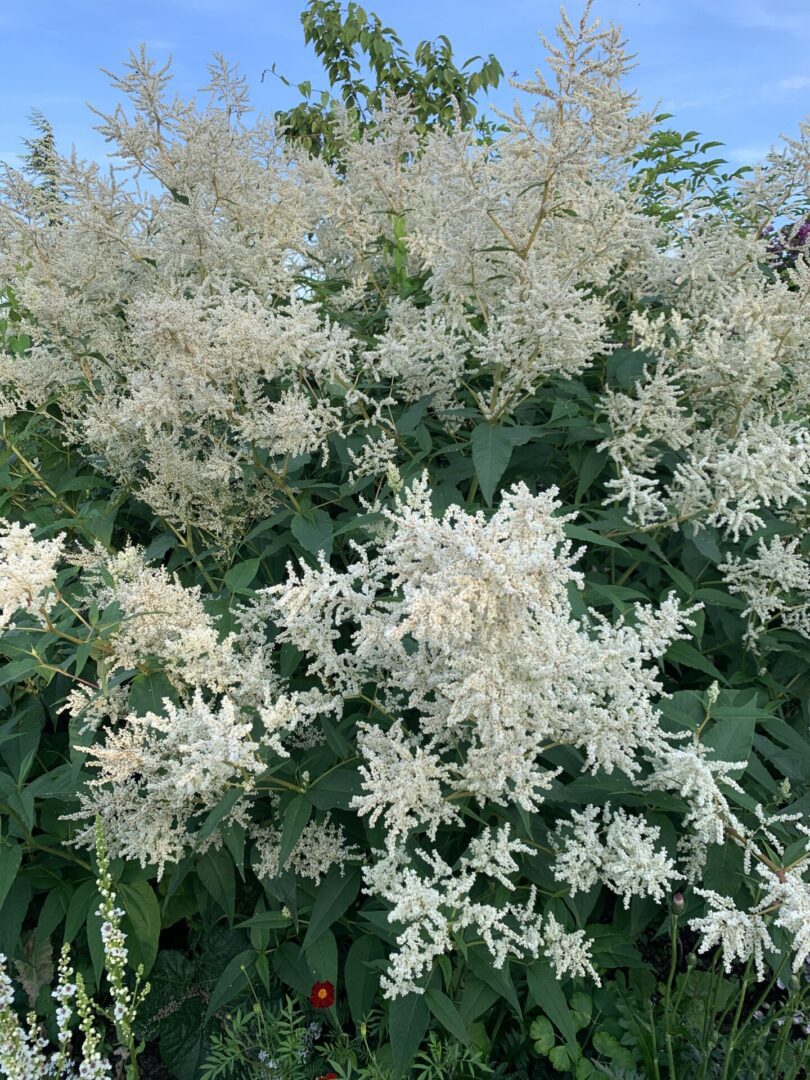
[318,1074,339,1079]
[309,980,335,1008]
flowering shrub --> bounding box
[1,0,810,1076]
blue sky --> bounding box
[1,0,808,168]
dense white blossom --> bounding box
[252,813,360,885]
[689,890,774,981]
[0,0,807,1002]
[552,805,679,907]
[72,692,262,874]
[0,521,65,630]
[721,536,810,643]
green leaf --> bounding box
[574,448,607,503]
[291,509,334,558]
[306,766,362,810]
[592,1030,635,1067]
[563,524,624,551]
[467,950,520,1016]
[390,992,430,1076]
[345,934,386,1024]
[425,988,470,1046]
[197,847,236,921]
[236,910,292,931]
[159,999,208,1080]
[303,866,361,948]
[0,843,22,911]
[64,881,97,943]
[204,948,256,1021]
[459,974,499,1024]
[86,906,105,986]
[196,788,242,847]
[303,927,338,987]
[586,925,645,969]
[0,658,40,688]
[127,672,177,717]
[530,1014,556,1054]
[223,557,261,591]
[396,398,430,435]
[36,887,69,941]
[527,959,577,1048]
[665,641,725,681]
[570,992,593,1031]
[471,423,514,505]
[278,795,313,870]
[118,881,161,975]
[703,713,755,772]
[549,1044,576,1071]
[272,941,312,997]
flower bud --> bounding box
[672,892,685,913]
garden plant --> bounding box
[0,1,810,1076]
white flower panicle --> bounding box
[0,0,808,1003]
[689,889,773,981]
[720,536,810,644]
[252,813,360,886]
[552,805,679,908]
[0,522,65,630]
[267,478,709,992]
[73,693,262,875]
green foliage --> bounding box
[629,115,752,222]
[1,5,810,1080]
[271,0,503,161]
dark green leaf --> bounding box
[197,847,236,921]
[204,948,256,1021]
[425,988,470,1046]
[291,509,334,558]
[119,881,161,974]
[527,959,577,1048]
[345,934,386,1024]
[279,795,313,870]
[303,866,361,948]
[390,992,430,1076]
[471,423,514,505]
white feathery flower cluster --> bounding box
[269,478,702,991]
[541,914,601,986]
[363,825,585,997]
[757,866,810,976]
[83,545,239,694]
[73,691,262,875]
[720,536,810,643]
[600,213,810,537]
[0,7,662,538]
[552,805,679,908]
[689,889,773,981]
[0,521,65,630]
[347,432,399,484]
[599,362,693,473]
[271,479,696,827]
[643,742,748,880]
[252,813,360,885]
[361,298,469,410]
[258,687,339,759]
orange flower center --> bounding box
[317,988,328,1000]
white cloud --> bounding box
[735,1,810,36]
[776,75,810,92]
[760,74,810,102]
[725,144,771,164]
